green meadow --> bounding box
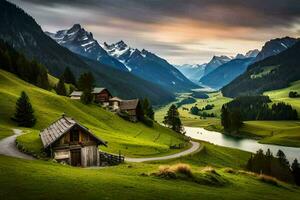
[156,87,300,147]
[1,141,299,200]
[1,70,300,199]
[0,69,187,157]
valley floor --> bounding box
[156,90,300,147]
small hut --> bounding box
[119,99,141,122]
[39,115,107,167]
[70,91,82,100]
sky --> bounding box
[9,0,300,64]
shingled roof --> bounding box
[39,116,106,149]
[119,99,139,110]
[70,91,82,96]
[92,87,106,94]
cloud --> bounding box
[17,0,300,28]
[10,0,300,64]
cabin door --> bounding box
[71,149,81,166]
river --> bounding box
[185,126,300,163]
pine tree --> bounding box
[221,105,229,130]
[11,91,36,127]
[163,104,183,133]
[55,76,67,96]
[142,98,154,120]
[276,150,290,168]
[78,72,95,104]
[291,159,300,185]
[63,67,77,86]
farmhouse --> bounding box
[39,115,107,167]
[119,99,141,122]
[70,88,112,104]
[93,87,112,104]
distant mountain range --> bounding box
[0,0,175,105]
[180,37,298,91]
[203,55,232,76]
[48,26,197,92]
[200,57,254,89]
[177,49,259,88]
[254,37,298,63]
[222,39,300,97]
[176,64,206,84]
[46,24,128,71]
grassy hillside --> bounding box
[0,69,186,157]
[1,142,299,200]
[156,90,300,147]
[222,40,300,98]
[264,80,300,115]
[156,92,230,129]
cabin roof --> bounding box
[39,116,106,149]
[119,99,139,110]
[92,87,106,94]
[109,97,122,102]
[70,91,83,96]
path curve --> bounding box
[125,141,201,162]
[0,129,35,160]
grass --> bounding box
[1,147,299,200]
[264,80,300,116]
[0,69,187,157]
[157,88,300,147]
[156,92,231,127]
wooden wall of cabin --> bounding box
[55,129,97,147]
[81,145,99,167]
[95,90,112,102]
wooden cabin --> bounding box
[93,88,112,104]
[70,91,82,100]
[119,99,141,122]
[39,116,107,167]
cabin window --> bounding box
[70,128,79,142]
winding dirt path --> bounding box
[125,141,201,162]
[0,129,35,160]
[0,130,201,163]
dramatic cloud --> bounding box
[9,0,300,64]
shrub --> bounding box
[224,168,236,174]
[201,166,219,175]
[258,174,279,186]
[157,163,193,178]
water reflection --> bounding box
[185,126,300,163]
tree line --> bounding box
[247,149,300,185]
[0,39,49,89]
[221,96,298,132]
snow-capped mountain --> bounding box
[203,55,231,76]
[253,37,298,63]
[103,41,197,92]
[175,63,206,83]
[234,49,260,59]
[46,24,128,71]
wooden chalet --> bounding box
[119,99,141,122]
[93,88,112,104]
[39,115,107,167]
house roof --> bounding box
[109,97,122,102]
[39,116,106,149]
[70,91,82,96]
[92,87,106,94]
[119,99,139,110]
